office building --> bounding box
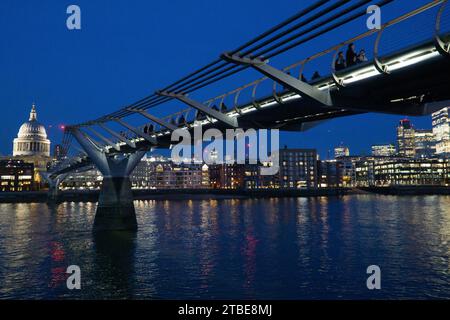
[432,107,450,157]
[0,159,34,192]
[334,146,350,159]
[354,158,450,186]
[318,160,341,187]
[397,119,415,157]
[371,144,396,157]
[278,148,318,188]
[414,129,436,158]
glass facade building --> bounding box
[414,129,436,159]
[354,158,450,186]
[334,146,350,159]
[432,107,450,157]
[371,144,397,157]
[397,119,415,158]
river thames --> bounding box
[0,195,449,299]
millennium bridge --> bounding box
[44,0,450,231]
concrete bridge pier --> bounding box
[94,152,145,232]
[70,127,145,232]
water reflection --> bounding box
[0,195,449,299]
[92,231,137,299]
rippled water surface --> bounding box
[0,195,449,299]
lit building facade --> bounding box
[61,157,210,190]
[61,167,102,190]
[334,146,350,159]
[208,163,249,189]
[207,149,318,190]
[278,148,318,189]
[432,107,450,157]
[318,160,341,187]
[414,129,436,159]
[53,144,64,161]
[354,158,450,186]
[397,119,415,158]
[0,159,34,192]
[154,162,208,189]
[371,144,396,157]
[336,156,362,187]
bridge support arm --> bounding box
[113,118,158,145]
[127,108,178,131]
[157,91,239,128]
[86,127,120,151]
[70,127,111,175]
[98,123,136,149]
[222,53,333,107]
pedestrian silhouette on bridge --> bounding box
[346,43,357,67]
[312,71,321,80]
[357,49,368,63]
[335,51,346,71]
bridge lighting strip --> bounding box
[341,66,380,84]
[386,49,439,72]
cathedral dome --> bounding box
[17,105,48,140]
[13,104,51,157]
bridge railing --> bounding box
[374,1,440,74]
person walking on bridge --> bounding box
[335,51,346,71]
[357,49,368,63]
[346,43,357,67]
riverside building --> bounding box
[432,107,450,157]
[0,159,34,192]
[354,157,450,186]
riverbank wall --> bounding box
[0,188,354,203]
[359,185,450,195]
[1,186,449,203]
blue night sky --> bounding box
[0,0,440,159]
